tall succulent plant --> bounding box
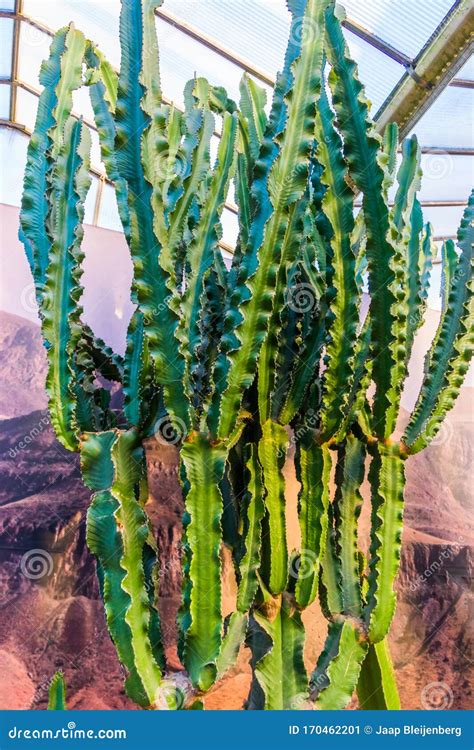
[19,0,473,710]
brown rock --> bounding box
[0,311,47,419]
[0,650,35,708]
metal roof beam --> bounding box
[450,77,474,88]
[8,0,22,121]
[354,199,467,209]
[342,18,411,66]
[375,0,474,138]
[419,146,474,156]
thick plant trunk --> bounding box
[143,438,183,668]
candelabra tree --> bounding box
[19,0,473,710]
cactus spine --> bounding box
[20,0,473,710]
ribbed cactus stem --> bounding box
[18,0,472,711]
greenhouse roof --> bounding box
[0,0,472,245]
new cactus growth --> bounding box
[20,0,473,710]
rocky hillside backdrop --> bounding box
[0,310,472,710]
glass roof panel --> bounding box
[156,1,403,114]
[388,152,473,204]
[84,174,99,226]
[0,0,15,10]
[21,0,404,115]
[161,0,288,80]
[22,0,121,67]
[0,0,471,243]
[155,16,272,108]
[343,28,404,112]
[89,127,104,174]
[339,0,454,59]
[409,85,474,149]
[221,208,238,248]
[98,182,122,232]
[71,86,96,128]
[422,204,466,238]
[426,264,442,311]
[418,154,473,203]
[17,22,52,88]
[0,127,28,206]
[456,55,474,80]
[0,17,14,79]
[0,83,10,118]
[15,86,38,131]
